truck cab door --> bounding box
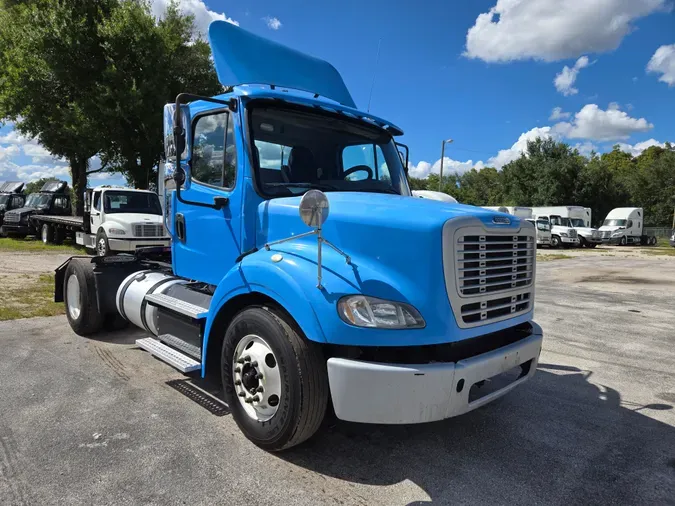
[172,108,243,285]
[90,191,103,232]
[10,195,24,210]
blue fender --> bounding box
[201,251,328,376]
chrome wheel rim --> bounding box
[97,237,107,256]
[232,334,281,422]
[66,274,81,320]
[41,226,48,243]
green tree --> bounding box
[95,0,223,188]
[0,0,116,215]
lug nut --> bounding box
[256,373,263,379]
[256,386,264,393]
[238,392,246,397]
[252,395,260,402]
[236,358,245,364]
[234,367,241,373]
[244,355,251,362]
[234,380,241,386]
[250,361,258,367]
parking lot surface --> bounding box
[1,252,674,505]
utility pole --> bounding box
[439,138,453,191]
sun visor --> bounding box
[208,21,356,109]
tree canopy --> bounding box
[0,0,222,214]
[410,139,675,227]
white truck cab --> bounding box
[411,190,458,203]
[526,218,552,246]
[599,207,657,246]
[79,186,170,256]
[531,206,599,248]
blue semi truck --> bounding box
[55,21,543,451]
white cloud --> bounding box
[573,142,598,157]
[615,138,667,156]
[549,107,571,121]
[264,16,282,30]
[464,0,669,63]
[407,157,483,179]
[488,127,558,169]
[0,145,20,162]
[646,43,675,86]
[0,129,30,145]
[13,164,71,182]
[555,103,653,141]
[554,56,589,96]
[150,0,238,38]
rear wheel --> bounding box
[53,227,65,245]
[41,223,54,244]
[63,258,103,336]
[221,306,328,451]
[649,236,657,246]
[550,235,561,249]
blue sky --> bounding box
[1,0,674,185]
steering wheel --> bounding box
[343,165,374,180]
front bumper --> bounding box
[560,236,579,245]
[108,237,171,251]
[1,224,30,235]
[537,237,551,245]
[327,322,543,424]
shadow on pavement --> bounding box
[279,364,675,505]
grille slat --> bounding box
[132,223,164,237]
[452,227,535,327]
[4,214,20,223]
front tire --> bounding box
[587,243,597,249]
[63,258,103,336]
[620,236,627,246]
[221,306,328,451]
[41,223,54,244]
[96,229,110,256]
[550,235,561,249]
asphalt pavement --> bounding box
[0,254,674,505]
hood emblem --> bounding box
[492,215,511,225]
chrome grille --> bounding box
[447,224,536,328]
[601,230,611,239]
[132,223,164,237]
[569,229,578,238]
[591,230,600,239]
[4,213,20,223]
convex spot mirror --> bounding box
[299,190,329,228]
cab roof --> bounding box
[203,21,403,136]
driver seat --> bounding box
[286,146,317,182]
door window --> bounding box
[192,111,237,189]
[10,195,23,209]
[626,220,633,228]
[93,191,101,212]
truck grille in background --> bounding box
[133,223,164,237]
[591,230,601,239]
[601,230,611,239]
[455,232,535,326]
[4,214,19,223]
[569,229,578,238]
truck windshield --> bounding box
[549,216,572,227]
[103,191,162,215]
[569,218,585,227]
[250,105,411,197]
[0,195,8,208]
[25,193,51,208]
[536,220,550,232]
[603,219,626,227]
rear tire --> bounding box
[221,306,328,451]
[63,258,103,336]
[41,223,54,244]
[53,227,65,245]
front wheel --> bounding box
[550,236,561,249]
[620,236,627,246]
[587,243,598,249]
[221,307,328,451]
[96,230,111,256]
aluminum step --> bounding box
[144,293,208,319]
[159,333,202,360]
[136,337,201,373]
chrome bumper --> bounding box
[327,322,543,424]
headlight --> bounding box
[108,228,126,235]
[338,295,425,329]
[560,233,568,237]
[611,231,623,237]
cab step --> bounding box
[136,337,201,373]
[144,292,208,320]
[159,333,202,360]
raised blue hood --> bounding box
[208,21,356,108]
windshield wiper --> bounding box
[265,182,339,191]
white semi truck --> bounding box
[530,206,601,248]
[599,208,658,246]
[483,206,533,219]
[530,207,579,248]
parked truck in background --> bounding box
[599,208,658,246]
[0,181,26,232]
[526,218,552,247]
[32,185,170,255]
[1,181,71,238]
[54,21,543,451]
[483,206,533,219]
[530,206,600,248]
